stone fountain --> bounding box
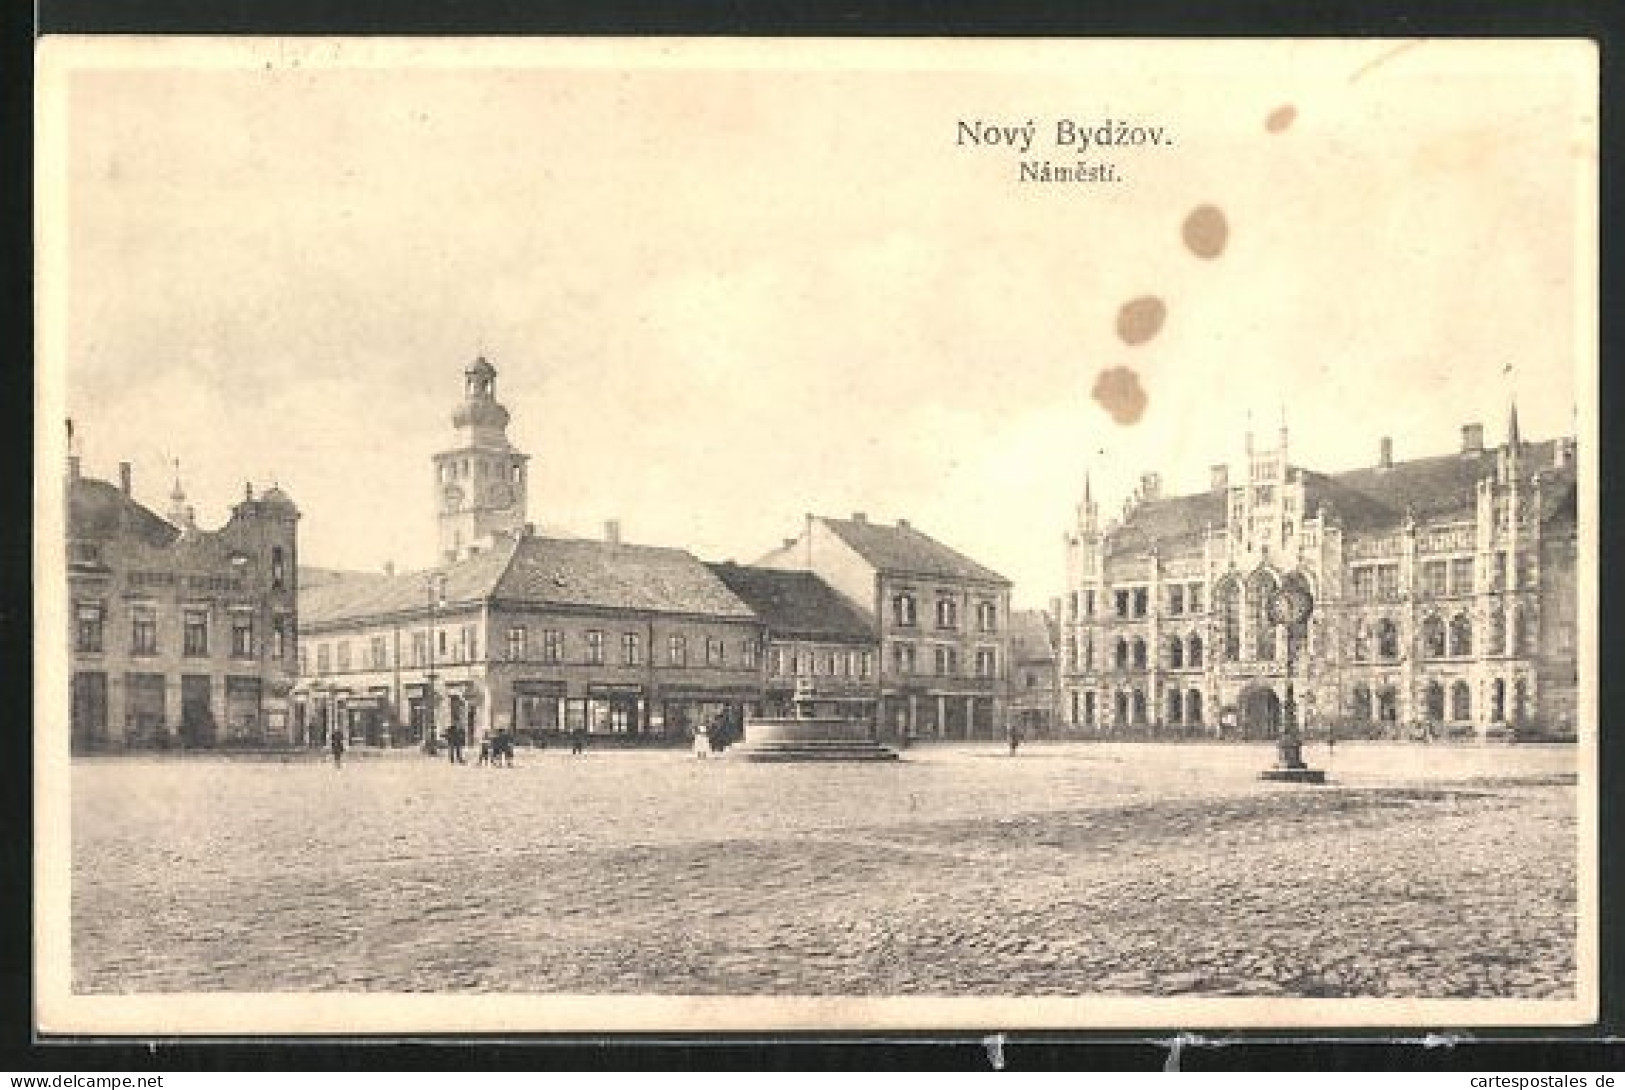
[729,694,900,763]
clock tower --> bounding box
[433,356,530,562]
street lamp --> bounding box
[1261,584,1323,783]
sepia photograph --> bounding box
[34,36,1597,1035]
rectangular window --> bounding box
[1169,586,1184,615]
[317,643,331,674]
[742,639,761,669]
[183,609,209,657]
[893,642,915,675]
[75,602,106,654]
[335,639,350,671]
[369,636,387,670]
[1115,590,1129,618]
[1493,551,1508,591]
[1450,557,1474,596]
[1188,584,1203,613]
[1353,567,1376,601]
[977,602,998,633]
[769,647,783,676]
[860,651,873,677]
[585,630,604,666]
[131,605,158,656]
[412,631,428,668]
[706,638,724,667]
[622,632,642,667]
[506,626,527,662]
[975,649,996,677]
[1133,588,1148,617]
[543,629,563,664]
[1085,589,1096,617]
[1083,690,1097,725]
[1377,564,1400,601]
[1422,560,1448,598]
[668,634,687,667]
[464,625,478,662]
[1067,592,1079,621]
[231,613,255,659]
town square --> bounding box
[38,40,1593,1030]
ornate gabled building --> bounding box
[66,449,301,750]
[1059,410,1578,741]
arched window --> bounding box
[1512,678,1528,724]
[1424,681,1445,721]
[1115,638,1129,669]
[1167,635,1184,669]
[1248,569,1279,661]
[1065,635,1078,670]
[1132,638,1147,670]
[1167,688,1183,725]
[1421,614,1446,659]
[1216,577,1242,662]
[1377,618,1400,660]
[1115,691,1129,725]
[1491,678,1506,722]
[1449,613,1472,657]
[1132,689,1148,724]
[1353,620,1372,662]
[1186,689,1203,724]
[1188,634,1204,668]
[1511,607,1528,656]
[1377,686,1398,723]
[1489,609,1506,655]
[1451,680,1471,721]
[1352,685,1373,722]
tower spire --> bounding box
[1507,398,1522,448]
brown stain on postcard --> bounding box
[1092,367,1148,424]
[1116,296,1167,346]
[1182,205,1229,259]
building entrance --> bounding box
[1239,685,1282,739]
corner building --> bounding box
[1060,411,1578,741]
[67,455,301,749]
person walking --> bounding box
[330,725,345,769]
[570,723,586,756]
[1006,720,1023,756]
[692,722,710,760]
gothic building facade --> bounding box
[1059,412,1579,741]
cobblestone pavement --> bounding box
[70,742,1579,997]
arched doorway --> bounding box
[1239,685,1282,739]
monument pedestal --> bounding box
[1258,733,1326,784]
[729,716,900,763]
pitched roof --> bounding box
[300,534,759,629]
[1009,609,1056,665]
[1107,490,1226,553]
[1105,438,1575,547]
[68,476,180,548]
[705,563,876,642]
[495,537,757,619]
[818,516,1010,585]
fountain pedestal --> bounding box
[729,715,900,763]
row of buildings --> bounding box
[65,356,1579,750]
[67,359,1037,750]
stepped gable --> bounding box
[494,536,756,618]
[68,475,179,548]
[820,516,1010,585]
[705,563,875,642]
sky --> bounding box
[42,39,1594,606]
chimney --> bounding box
[782,537,796,549]
[1140,472,1161,501]
[604,519,622,545]
[1461,423,1484,455]
[384,560,396,577]
[1378,437,1393,470]
[852,512,867,524]
[524,522,536,537]
[1210,464,1228,492]
[118,461,132,495]
[897,518,911,531]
